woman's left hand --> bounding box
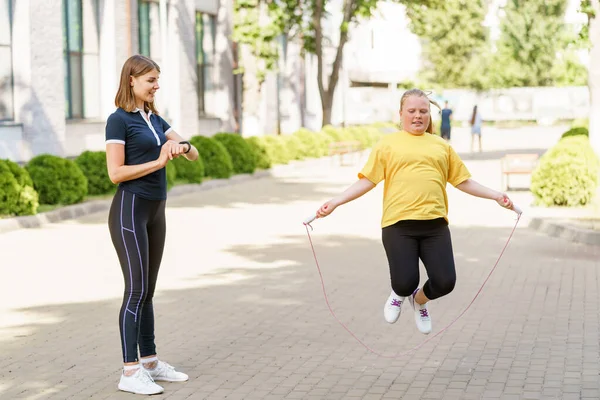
[166,140,186,158]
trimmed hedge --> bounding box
[560,127,589,139]
[0,159,39,216]
[293,128,324,158]
[245,137,272,169]
[531,135,599,207]
[259,135,292,165]
[75,151,114,195]
[190,135,234,179]
[26,154,88,205]
[171,155,205,184]
[213,132,257,174]
[166,162,177,190]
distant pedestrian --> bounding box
[440,101,453,141]
[470,105,483,152]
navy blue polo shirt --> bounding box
[105,107,171,200]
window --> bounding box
[139,0,164,65]
[195,12,216,116]
[63,0,100,119]
[0,0,14,121]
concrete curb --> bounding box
[0,169,274,235]
[530,218,600,246]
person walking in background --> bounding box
[440,101,453,141]
[470,105,483,152]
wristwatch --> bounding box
[179,141,191,154]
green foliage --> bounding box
[75,151,114,195]
[245,136,273,169]
[561,127,589,139]
[401,0,489,89]
[166,162,177,190]
[171,155,205,184]
[190,135,234,179]
[213,132,257,174]
[26,155,88,205]
[293,128,327,157]
[531,135,599,206]
[259,135,292,164]
[0,162,21,216]
[489,0,579,88]
[282,134,306,160]
[0,160,39,216]
[571,118,589,129]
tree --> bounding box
[490,0,572,87]
[235,0,440,127]
[401,0,490,89]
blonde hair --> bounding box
[115,55,161,114]
[400,89,441,134]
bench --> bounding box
[328,140,362,165]
[501,153,539,191]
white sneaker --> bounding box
[383,290,404,323]
[408,288,432,334]
[145,360,189,382]
[118,368,164,395]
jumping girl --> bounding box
[315,89,514,334]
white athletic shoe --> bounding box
[408,288,432,334]
[383,290,405,323]
[118,368,164,395]
[145,360,189,382]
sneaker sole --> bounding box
[118,384,164,395]
[153,376,189,382]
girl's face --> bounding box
[400,96,430,135]
[131,69,160,106]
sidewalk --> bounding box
[1,125,599,399]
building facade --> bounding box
[0,0,239,163]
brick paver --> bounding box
[1,126,599,399]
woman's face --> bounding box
[400,96,430,135]
[131,69,160,106]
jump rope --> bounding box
[302,203,522,358]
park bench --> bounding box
[328,140,362,165]
[500,153,539,191]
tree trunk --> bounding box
[314,0,355,127]
[589,0,600,157]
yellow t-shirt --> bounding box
[358,130,471,228]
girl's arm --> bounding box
[317,178,376,218]
[455,178,513,209]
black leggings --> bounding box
[108,188,166,363]
[382,218,456,300]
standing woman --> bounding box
[105,55,199,395]
[470,105,483,152]
[315,89,514,335]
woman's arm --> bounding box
[317,178,376,218]
[106,143,173,184]
[166,130,200,161]
[455,178,513,209]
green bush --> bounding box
[531,136,599,207]
[283,134,306,161]
[245,137,272,169]
[321,125,354,142]
[26,154,88,205]
[171,155,205,184]
[561,127,589,139]
[75,151,114,195]
[0,160,39,216]
[259,135,292,165]
[190,135,234,179]
[293,128,323,158]
[166,162,177,190]
[0,162,22,216]
[213,133,257,174]
[570,118,589,129]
